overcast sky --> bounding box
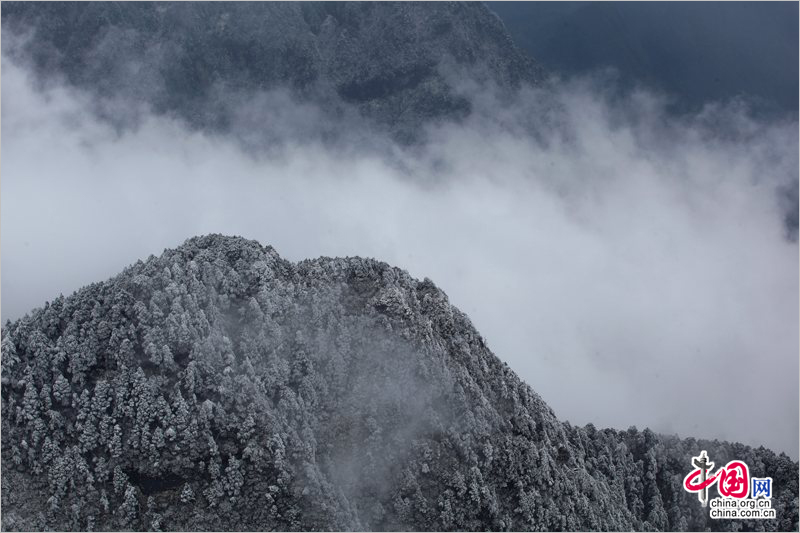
[2,53,798,457]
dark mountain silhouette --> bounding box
[1,1,541,143]
[2,235,797,531]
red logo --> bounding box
[684,451,750,506]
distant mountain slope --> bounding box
[1,2,541,142]
[2,235,797,531]
[489,1,799,117]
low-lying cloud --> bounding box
[2,55,797,457]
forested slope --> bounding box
[1,235,797,531]
[1,2,541,143]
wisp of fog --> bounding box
[2,54,798,457]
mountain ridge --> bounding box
[1,2,543,143]
[2,234,797,531]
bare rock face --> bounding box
[1,235,797,531]
[1,2,541,142]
